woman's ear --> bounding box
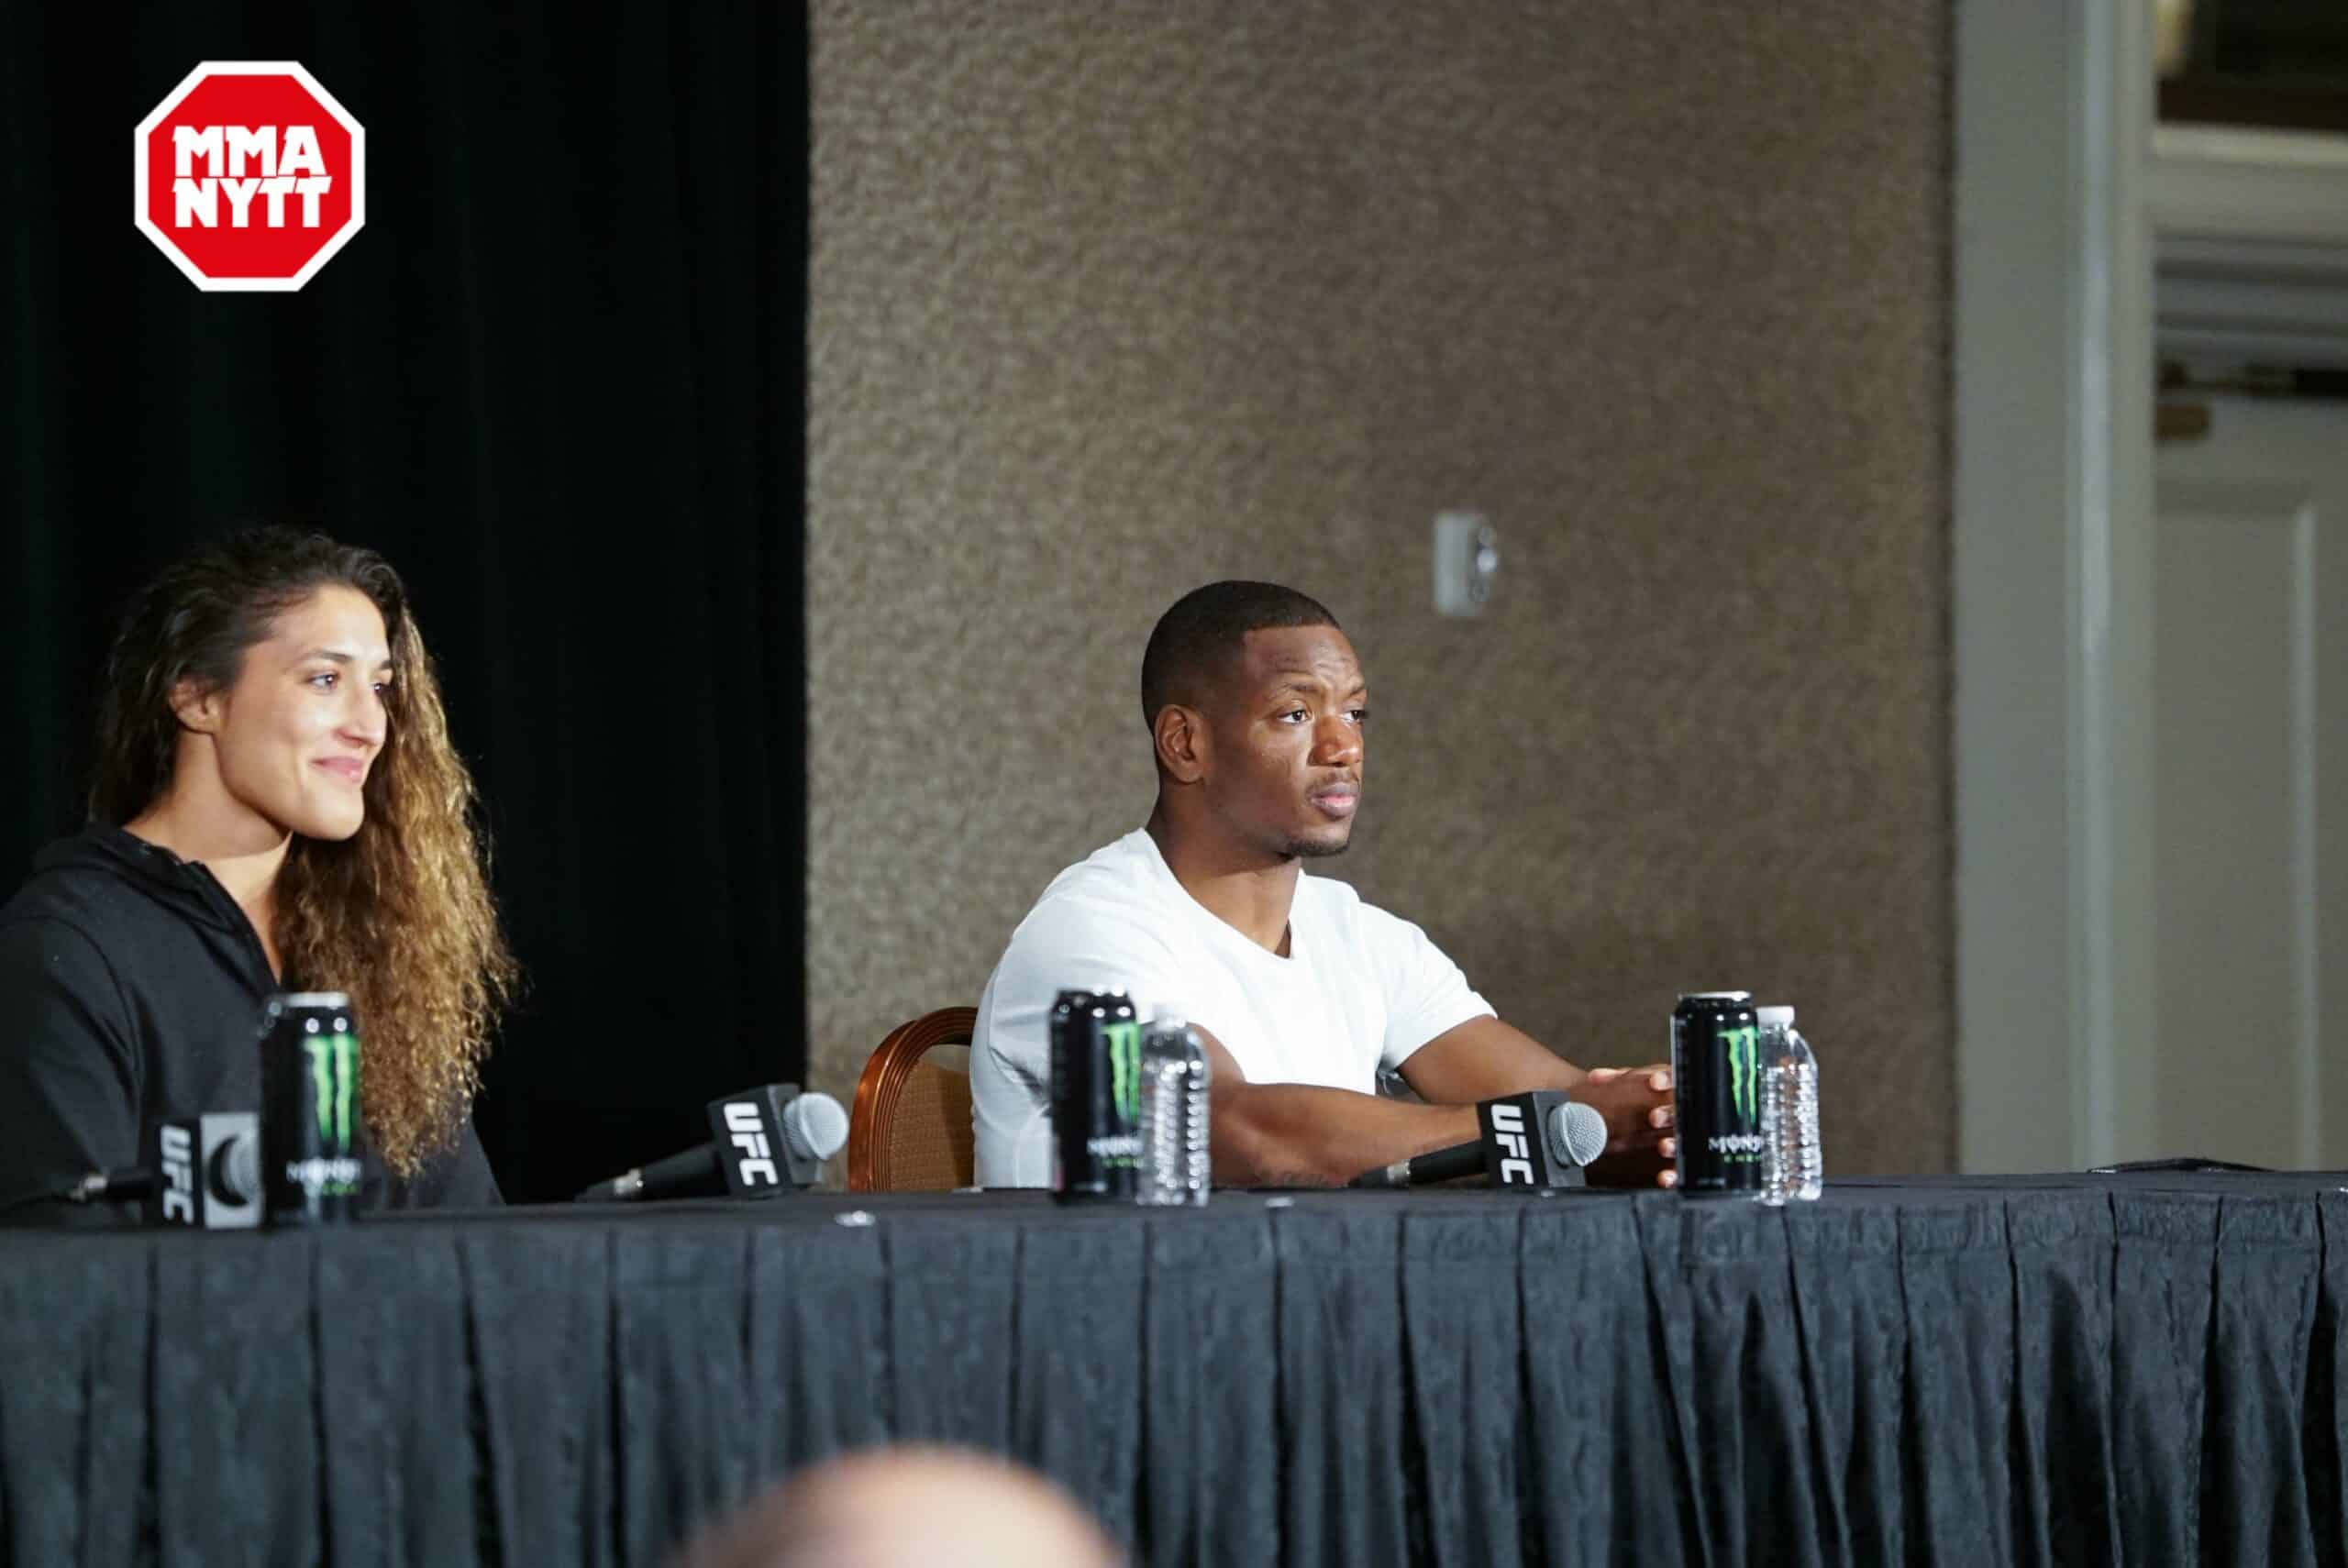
[168,678,223,736]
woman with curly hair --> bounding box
[0,527,517,1220]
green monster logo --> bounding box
[1723,1024,1759,1126]
[304,1032,360,1151]
[1103,1021,1141,1125]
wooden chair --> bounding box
[847,1007,977,1192]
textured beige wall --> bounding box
[809,1,1953,1172]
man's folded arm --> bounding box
[1394,1014,1587,1103]
[1193,1025,1478,1187]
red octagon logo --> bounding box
[134,61,365,293]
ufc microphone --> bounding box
[1351,1091,1609,1190]
[575,1085,847,1202]
[144,1112,264,1228]
[34,1113,265,1226]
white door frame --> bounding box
[1953,0,2155,1171]
[1954,4,2348,1171]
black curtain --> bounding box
[0,2,808,1201]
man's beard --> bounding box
[1278,828,1353,860]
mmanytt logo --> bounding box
[1723,1024,1760,1126]
[723,1101,780,1187]
[1490,1102,1534,1186]
[303,1032,359,1151]
[134,61,364,291]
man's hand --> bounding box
[1571,1066,1678,1189]
[1400,1020,1679,1189]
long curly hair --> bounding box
[90,527,517,1176]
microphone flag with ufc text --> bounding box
[1350,1089,1606,1189]
[573,1085,847,1202]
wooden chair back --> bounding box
[846,1007,977,1192]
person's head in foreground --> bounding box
[1140,579,1361,866]
[94,525,513,1174]
[670,1445,1122,1568]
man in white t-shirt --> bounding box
[972,580,1676,1188]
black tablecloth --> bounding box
[2,1176,2343,1566]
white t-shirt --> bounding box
[971,829,1495,1187]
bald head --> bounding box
[1140,580,1339,735]
[670,1446,1121,1568]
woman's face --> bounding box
[192,586,393,843]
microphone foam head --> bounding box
[784,1091,849,1162]
[215,1132,263,1205]
[1553,1100,1610,1168]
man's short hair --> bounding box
[1140,580,1341,728]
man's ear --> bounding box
[1154,704,1209,785]
[168,679,225,736]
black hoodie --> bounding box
[0,825,498,1223]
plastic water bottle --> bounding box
[1138,1015,1211,1206]
[1755,1005,1823,1203]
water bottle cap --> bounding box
[1755,1005,1796,1026]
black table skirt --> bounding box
[2,1177,2343,1567]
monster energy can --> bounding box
[1670,990,1765,1194]
[1048,988,1142,1204]
[260,991,364,1224]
